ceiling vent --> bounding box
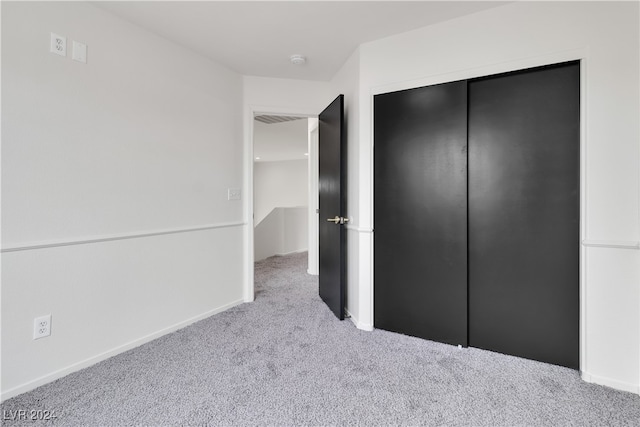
[254,115,306,125]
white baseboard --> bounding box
[0,298,244,402]
[275,248,308,256]
[581,371,640,395]
[345,308,374,332]
[254,248,308,262]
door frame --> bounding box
[243,104,319,302]
[368,48,589,371]
[308,119,320,275]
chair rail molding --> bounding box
[1,221,246,253]
[581,240,640,250]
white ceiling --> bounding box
[94,1,509,81]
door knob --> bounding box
[327,216,349,225]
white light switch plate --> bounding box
[50,33,66,56]
[227,188,241,201]
[72,41,87,63]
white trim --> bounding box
[581,240,640,250]
[344,224,373,233]
[637,9,640,390]
[275,248,308,257]
[581,372,640,396]
[345,308,374,332]
[0,298,245,402]
[244,104,319,304]
[579,56,589,376]
[308,120,320,276]
[244,105,256,302]
[367,48,591,375]
[1,222,246,253]
[370,47,591,97]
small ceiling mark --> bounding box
[290,54,306,65]
[254,115,306,125]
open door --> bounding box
[318,95,346,320]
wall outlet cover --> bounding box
[50,33,66,57]
[33,314,52,339]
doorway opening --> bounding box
[251,113,319,288]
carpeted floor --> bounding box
[2,251,640,426]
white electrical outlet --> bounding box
[33,314,52,340]
[50,33,66,57]
[227,188,241,201]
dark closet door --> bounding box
[468,62,580,368]
[374,81,468,346]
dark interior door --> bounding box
[374,81,468,346]
[319,95,346,320]
[468,62,580,368]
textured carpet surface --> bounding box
[2,252,640,426]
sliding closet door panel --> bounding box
[374,81,468,346]
[468,62,580,368]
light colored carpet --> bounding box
[2,252,639,426]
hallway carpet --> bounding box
[2,252,639,426]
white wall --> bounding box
[254,207,308,262]
[253,119,309,162]
[1,2,244,399]
[350,1,640,393]
[253,157,308,263]
[243,76,334,115]
[253,160,308,225]
[329,48,370,329]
